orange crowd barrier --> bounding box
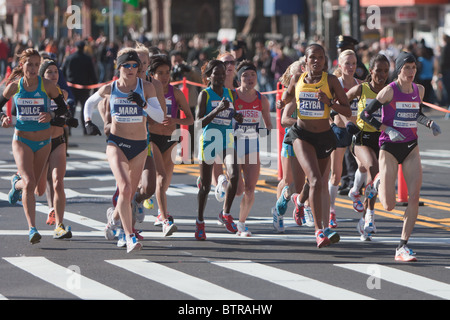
[276,82,284,181]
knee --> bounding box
[22,176,36,194]
[53,177,65,194]
[118,183,133,201]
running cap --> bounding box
[395,51,416,75]
[237,64,257,80]
[116,50,141,69]
[39,59,58,77]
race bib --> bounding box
[298,92,324,118]
[393,101,419,128]
[16,98,45,121]
[211,99,233,126]
[112,98,143,123]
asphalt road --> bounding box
[0,108,450,305]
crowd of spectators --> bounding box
[1,32,450,111]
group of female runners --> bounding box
[1,43,441,261]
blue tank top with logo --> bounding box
[14,76,51,132]
[110,78,147,123]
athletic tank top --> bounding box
[14,76,51,132]
[356,83,381,132]
[110,78,147,123]
[379,82,420,145]
[202,87,234,132]
[234,91,262,139]
[338,77,359,117]
[295,72,333,120]
[164,85,178,118]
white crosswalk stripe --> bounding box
[211,260,373,300]
[2,256,449,300]
[3,257,132,300]
[105,259,251,300]
[336,264,450,300]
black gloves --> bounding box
[85,120,102,135]
[127,91,146,108]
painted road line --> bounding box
[336,264,450,300]
[3,256,132,300]
[212,260,373,300]
[106,259,251,300]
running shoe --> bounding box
[143,198,154,209]
[365,173,380,199]
[104,207,119,240]
[357,217,372,241]
[364,211,377,235]
[154,212,173,226]
[237,222,252,237]
[53,223,72,239]
[276,186,290,216]
[329,210,337,228]
[132,199,145,223]
[315,229,331,248]
[133,228,144,240]
[8,173,22,205]
[112,186,119,207]
[195,221,206,240]
[272,206,285,233]
[116,228,126,247]
[290,193,304,226]
[395,245,417,262]
[324,227,340,244]
[218,211,237,233]
[162,219,178,237]
[46,208,56,225]
[196,176,202,189]
[29,227,41,244]
[303,206,315,227]
[215,174,228,202]
[126,234,142,253]
[348,190,364,213]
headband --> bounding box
[39,59,57,77]
[237,64,257,81]
[116,50,141,69]
[395,51,416,76]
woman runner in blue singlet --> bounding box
[0,49,72,244]
[83,48,164,253]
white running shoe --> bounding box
[126,234,142,253]
[162,219,178,237]
[303,206,315,227]
[357,217,372,241]
[365,173,381,199]
[104,207,120,240]
[215,174,228,202]
[395,245,417,262]
[348,190,364,213]
[132,199,145,223]
[272,206,285,233]
[116,228,126,247]
[237,222,252,237]
[364,212,377,235]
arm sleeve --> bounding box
[360,99,383,131]
[146,96,164,123]
[83,91,103,121]
[0,95,9,110]
[417,104,432,128]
